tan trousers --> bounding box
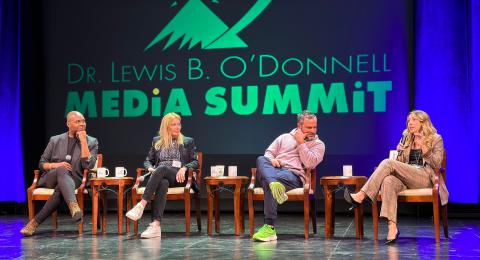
[361,159,432,223]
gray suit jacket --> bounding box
[39,132,99,184]
[398,133,448,205]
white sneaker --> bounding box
[141,223,161,239]
[126,203,145,221]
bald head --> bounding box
[66,111,83,121]
[66,111,86,137]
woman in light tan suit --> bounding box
[344,110,447,244]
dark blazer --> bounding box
[39,132,98,184]
[144,136,198,172]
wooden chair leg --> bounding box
[240,189,245,233]
[433,199,441,243]
[248,192,255,237]
[97,204,102,230]
[206,185,213,236]
[214,190,220,234]
[27,197,35,220]
[132,196,139,235]
[311,196,317,234]
[371,199,379,241]
[441,204,448,238]
[323,185,334,238]
[195,193,201,232]
[77,193,84,234]
[52,211,58,230]
[303,195,309,239]
[134,220,139,235]
[101,191,107,233]
[78,222,83,234]
[92,187,99,235]
[185,192,191,235]
[126,192,131,234]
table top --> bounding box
[320,175,367,185]
[90,177,133,185]
[204,176,249,185]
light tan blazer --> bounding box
[397,133,448,205]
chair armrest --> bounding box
[303,170,311,195]
[185,169,193,190]
[192,168,202,192]
[248,168,257,190]
[77,169,89,192]
[303,182,311,195]
[27,170,41,192]
[133,168,147,190]
[432,167,445,195]
[433,167,445,189]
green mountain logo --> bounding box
[145,0,271,51]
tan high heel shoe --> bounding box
[20,219,39,237]
[67,201,83,224]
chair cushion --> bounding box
[33,188,87,195]
[253,187,314,195]
[137,187,194,195]
[398,188,433,196]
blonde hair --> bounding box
[404,110,437,148]
[154,112,184,150]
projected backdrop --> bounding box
[41,0,410,162]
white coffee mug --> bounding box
[211,165,225,177]
[97,167,110,178]
[115,167,128,177]
[216,165,225,177]
[228,166,237,177]
[343,165,353,177]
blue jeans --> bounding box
[256,156,302,226]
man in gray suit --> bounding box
[21,111,98,236]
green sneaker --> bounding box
[269,182,288,204]
[253,224,277,242]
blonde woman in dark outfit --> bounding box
[126,112,198,239]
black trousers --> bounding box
[34,167,81,224]
[142,166,187,221]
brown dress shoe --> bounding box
[20,219,39,237]
[67,201,83,224]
